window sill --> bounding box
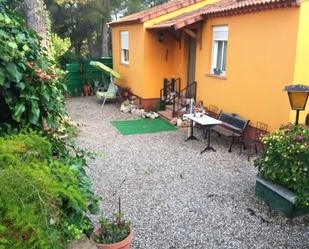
[206,73,227,80]
[120,62,129,67]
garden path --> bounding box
[67,96,309,249]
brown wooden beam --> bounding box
[197,22,203,50]
[184,28,197,40]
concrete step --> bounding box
[158,110,173,121]
[165,104,186,112]
[165,104,173,112]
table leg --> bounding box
[201,127,216,153]
[185,120,198,141]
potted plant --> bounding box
[121,87,131,98]
[91,197,133,249]
[213,68,222,75]
[254,123,309,218]
[83,80,93,97]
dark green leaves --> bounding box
[6,62,22,82]
[0,1,67,130]
[13,103,25,122]
[29,101,40,124]
[0,68,5,85]
[0,4,100,249]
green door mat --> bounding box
[111,118,177,135]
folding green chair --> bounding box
[96,80,121,107]
[90,61,122,107]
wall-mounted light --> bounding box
[158,32,165,43]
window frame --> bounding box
[211,26,229,76]
[120,31,129,65]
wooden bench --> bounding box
[211,112,250,152]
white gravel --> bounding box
[67,96,309,249]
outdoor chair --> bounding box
[90,61,122,108]
[96,82,121,107]
[211,112,250,153]
[207,105,219,118]
[246,121,268,161]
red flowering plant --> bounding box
[254,123,309,207]
[0,3,67,131]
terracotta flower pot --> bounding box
[91,228,133,249]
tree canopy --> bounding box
[45,0,168,59]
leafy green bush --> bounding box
[0,132,52,164]
[0,132,99,249]
[0,0,66,131]
[254,124,309,207]
[0,3,102,248]
[50,33,71,67]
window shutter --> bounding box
[121,31,129,50]
[212,41,219,70]
[213,26,228,41]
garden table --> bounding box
[183,113,222,153]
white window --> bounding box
[121,31,129,64]
[211,26,228,76]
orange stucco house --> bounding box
[109,0,309,132]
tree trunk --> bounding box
[101,0,111,57]
[24,0,49,48]
[77,43,82,57]
[71,38,82,58]
[86,28,95,58]
[101,21,109,57]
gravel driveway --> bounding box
[67,96,309,249]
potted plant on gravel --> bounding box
[91,197,133,249]
[83,80,93,97]
[253,123,309,218]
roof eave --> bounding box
[174,15,204,30]
[147,25,175,30]
[108,19,143,27]
[108,0,204,27]
[146,13,204,31]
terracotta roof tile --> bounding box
[202,0,300,17]
[148,8,204,29]
[147,0,299,30]
[109,0,204,26]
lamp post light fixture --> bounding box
[284,84,309,125]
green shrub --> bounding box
[0,132,99,249]
[0,0,66,131]
[0,132,52,165]
[50,33,71,66]
[0,3,101,248]
[254,124,309,207]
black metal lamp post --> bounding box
[284,84,309,125]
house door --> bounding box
[187,37,196,98]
